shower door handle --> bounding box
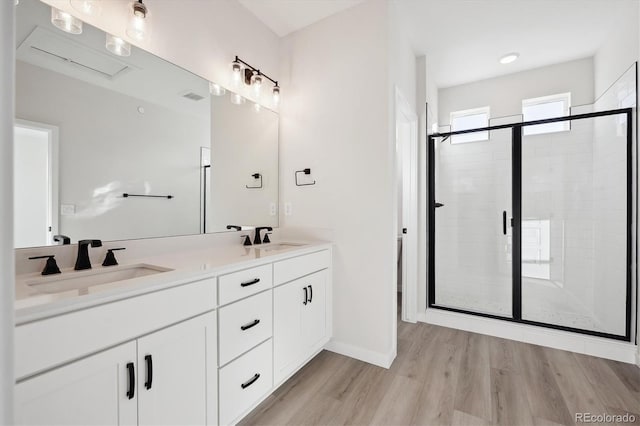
[435,202,444,208]
[502,211,507,235]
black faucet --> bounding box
[75,239,102,270]
[254,227,273,245]
[29,255,61,275]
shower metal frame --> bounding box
[427,107,634,341]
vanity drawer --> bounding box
[274,250,330,285]
[218,290,273,366]
[219,339,273,425]
[218,264,272,305]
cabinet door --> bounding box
[15,341,137,426]
[137,312,217,426]
[273,280,305,385]
[303,271,327,351]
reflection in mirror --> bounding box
[14,0,279,249]
[207,96,279,233]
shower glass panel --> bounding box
[521,113,629,336]
[433,128,513,316]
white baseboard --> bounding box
[418,309,638,364]
[325,339,396,369]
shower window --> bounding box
[450,106,489,144]
[522,93,571,135]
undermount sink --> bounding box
[253,242,307,252]
[25,264,173,295]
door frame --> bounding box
[395,88,419,323]
[427,107,634,341]
[14,119,59,245]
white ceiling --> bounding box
[237,0,364,37]
[395,0,637,88]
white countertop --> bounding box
[15,240,332,325]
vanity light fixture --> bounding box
[231,59,243,86]
[51,7,83,34]
[70,0,102,17]
[231,56,280,106]
[251,72,263,98]
[499,52,520,64]
[126,0,149,42]
[209,82,226,97]
[105,33,131,57]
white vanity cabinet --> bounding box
[15,311,217,426]
[15,244,332,426]
[15,341,138,426]
[273,250,330,386]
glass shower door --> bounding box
[432,128,513,317]
[520,112,630,336]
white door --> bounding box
[273,280,304,385]
[15,342,137,426]
[14,122,57,248]
[302,271,326,350]
[396,90,418,323]
[137,313,216,426]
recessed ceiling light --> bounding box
[500,52,520,64]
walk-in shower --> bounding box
[427,68,637,341]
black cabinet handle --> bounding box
[308,285,313,303]
[241,278,260,287]
[241,373,261,389]
[126,362,135,399]
[303,286,308,305]
[144,355,153,390]
[503,211,507,235]
[240,319,260,331]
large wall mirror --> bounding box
[14,0,279,249]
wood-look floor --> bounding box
[241,310,640,425]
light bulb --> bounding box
[71,0,102,16]
[51,7,83,34]
[209,82,226,97]
[106,34,131,57]
[272,85,280,106]
[126,1,148,42]
[231,60,242,86]
[251,72,263,98]
[253,103,261,113]
[230,93,245,105]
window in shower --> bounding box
[522,92,571,135]
[522,219,551,281]
[450,106,489,144]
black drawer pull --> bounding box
[308,285,313,303]
[303,286,308,305]
[126,362,135,399]
[503,211,507,235]
[144,355,153,390]
[241,278,260,287]
[241,373,261,389]
[240,319,261,331]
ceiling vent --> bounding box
[181,91,206,101]
[17,26,131,80]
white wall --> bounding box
[16,60,208,243]
[439,58,595,123]
[279,0,398,366]
[593,0,639,99]
[1,2,15,422]
[41,0,280,109]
